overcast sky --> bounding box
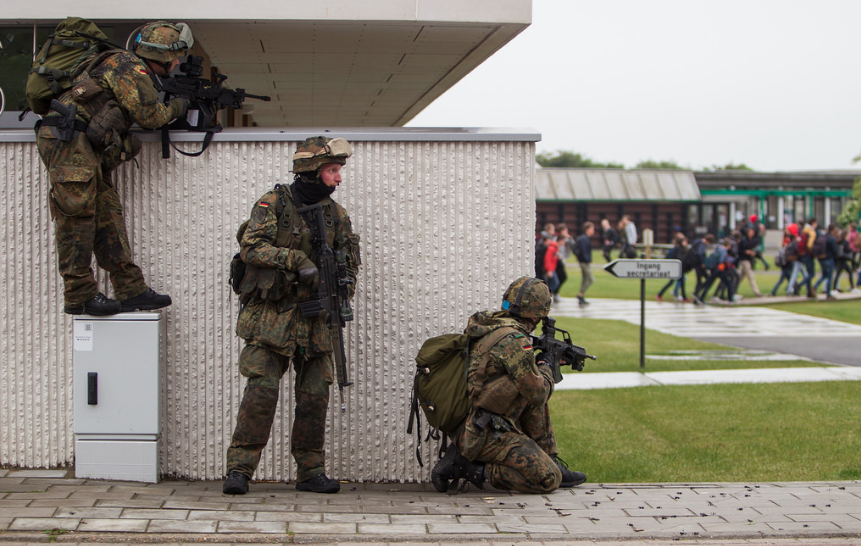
[406,0,861,172]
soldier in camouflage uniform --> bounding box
[36,21,192,315]
[431,277,587,494]
[223,136,361,495]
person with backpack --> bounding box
[223,137,361,496]
[812,223,840,300]
[686,234,713,297]
[35,21,193,315]
[771,228,798,296]
[694,238,734,304]
[431,277,586,494]
[833,228,858,293]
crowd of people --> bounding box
[536,214,861,308]
[534,215,638,307]
[658,218,861,305]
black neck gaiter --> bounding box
[292,174,335,205]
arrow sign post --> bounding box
[604,259,682,369]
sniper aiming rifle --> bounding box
[158,55,270,158]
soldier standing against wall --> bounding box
[36,22,193,315]
[223,137,361,495]
[431,277,586,494]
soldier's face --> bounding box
[320,163,343,188]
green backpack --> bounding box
[407,327,516,465]
[25,17,111,115]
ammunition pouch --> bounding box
[473,375,521,416]
[237,263,296,306]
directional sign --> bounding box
[604,259,682,280]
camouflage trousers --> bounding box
[50,169,147,306]
[457,403,561,494]
[226,343,333,482]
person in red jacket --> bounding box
[543,237,560,295]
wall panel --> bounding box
[0,131,535,482]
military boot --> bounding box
[454,454,486,489]
[296,473,340,494]
[431,447,459,492]
[554,456,587,488]
[222,471,250,495]
[120,288,172,312]
[64,293,121,316]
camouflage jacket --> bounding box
[236,185,360,356]
[37,50,184,176]
[457,311,553,459]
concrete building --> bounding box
[0,2,536,483]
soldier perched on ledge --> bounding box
[432,277,587,494]
[36,21,193,315]
[223,136,361,495]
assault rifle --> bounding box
[296,201,355,408]
[158,55,271,158]
[532,317,596,383]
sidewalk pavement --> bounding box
[1,468,860,544]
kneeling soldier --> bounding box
[432,277,586,493]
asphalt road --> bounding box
[697,335,861,367]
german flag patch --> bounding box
[514,333,532,350]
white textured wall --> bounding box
[0,130,535,482]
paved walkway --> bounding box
[1,469,860,543]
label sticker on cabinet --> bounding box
[74,321,94,351]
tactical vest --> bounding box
[41,49,142,165]
[236,184,339,306]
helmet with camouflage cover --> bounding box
[501,276,551,320]
[293,136,353,174]
[134,22,194,63]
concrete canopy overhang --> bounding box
[2,1,531,127]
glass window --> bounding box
[1,26,53,113]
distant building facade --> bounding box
[536,168,858,244]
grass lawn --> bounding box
[548,316,825,374]
[551,381,861,483]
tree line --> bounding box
[535,150,752,172]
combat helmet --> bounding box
[134,22,194,63]
[293,136,352,174]
[502,276,551,319]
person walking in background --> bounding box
[791,219,817,298]
[543,235,560,296]
[600,218,618,262]
[688,234,714,297]
[575,222,595,307]
[534,223,556,279]
[695,238,734,305]
[553,223,576,302]
[771,228,798,296]
[813,223,839,300]
[737,226,764,297]
[619,215,638,258]
[657,233,688,302]
[833,228,859,293]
